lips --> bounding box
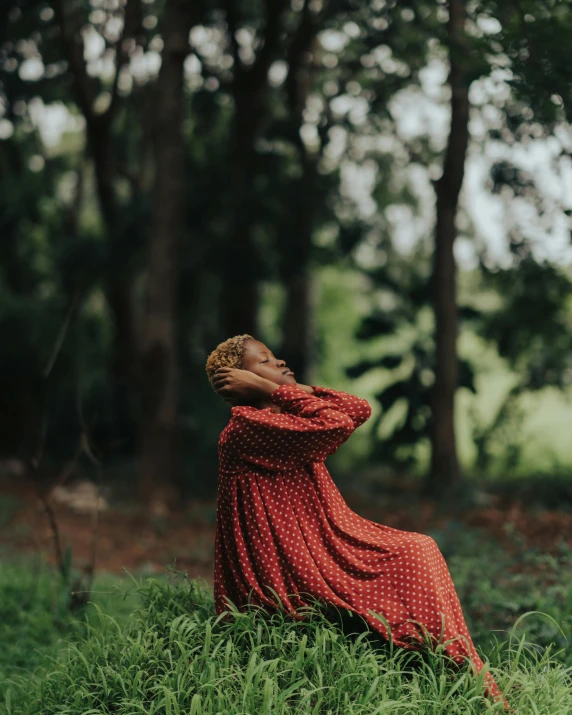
[282,368,294,375]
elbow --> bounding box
[326,409,354,431]
[354,399,372,425]
[316,406,355,432]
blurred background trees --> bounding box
[1,0,572,508]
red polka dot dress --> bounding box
[214,384,506,707]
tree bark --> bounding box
[427,0,470,495]
[138,0,196,509]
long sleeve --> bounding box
[220,384,355,471]
[309,386,372,429]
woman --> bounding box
[206,334,507,708]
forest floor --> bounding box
[1,474,571,584]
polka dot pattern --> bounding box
[213,384,506,707]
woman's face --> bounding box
[242,339,296,386]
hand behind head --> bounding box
[212,367,278,406]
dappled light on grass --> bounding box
[2,571,571,714]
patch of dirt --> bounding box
[463,503,572,552]
[1,481,571,586]
[0,482,217,584]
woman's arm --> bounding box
[223,384,355,470]
[294,385,372,429]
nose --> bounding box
[276,358,286,367]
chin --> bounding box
[282,374,297,385]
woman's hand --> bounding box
[213,367,278,405]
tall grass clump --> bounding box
[0,558,81,695]
[0,555,136,704]
[3,570,571,715]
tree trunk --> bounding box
[427,0,470,495]
[219,1,287,340]
[218,95,264,340]
[281,269,317,382]
[279,13,321,381]
[278,160,319,384]
[278,163,319,382]
[220,249,260,338]
[138,0,194,510]
[52,0,142,422]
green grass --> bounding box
[1,563,571,714]
[0,524,570,714]
[0,556,138,702]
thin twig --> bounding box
[43,292,80,379]
[76,355,103,599]
[35,479,67,581]
[24,293,84,585]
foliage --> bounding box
[347,255,480,470]
[433,525,572,666]
[477,258,572,391]
[466,256,572,472]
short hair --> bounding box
[205,334,254,389]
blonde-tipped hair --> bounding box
[205,334,254,388]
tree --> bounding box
[277,4,321,383]
[51,0,145,417]
[217,0,289,338]
[138,0,199,509]
[427,0,470,493]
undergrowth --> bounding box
[2,569,571,715]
